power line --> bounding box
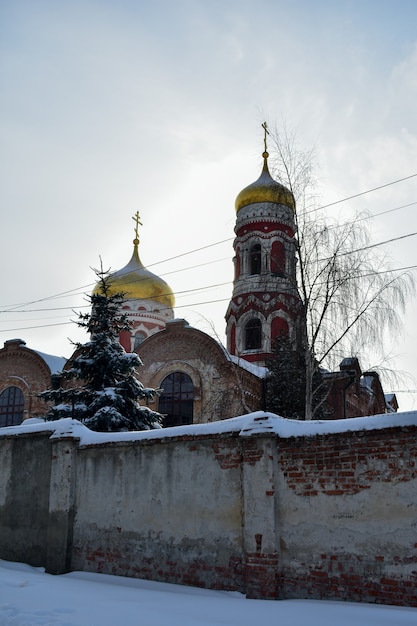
[334,231,417,258]
[1,256,416,325]
[0,282,232,328]
[156,257,231,278]
[0,257,232,312]
[0,305,90,314]
[146,238,232,268]
[353,201,417,222]
[0,321,73,332]
[352,264,417,279]
[1,174,416,313]
[5,221,414,315]
[0,298,232,333]
[309,173,417,214]
[1,285,96,312]
[1,258,416,333]
[0,313,83,323]
[324,201,417,231]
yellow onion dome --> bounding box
[235,151,295,212]
[94,240,175,309]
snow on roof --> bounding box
[340,357,359,367]
[360,375,374,391]
[227,354,268,378]
[2,339,67,374]
[3,410,416,447]
[34,350,67,374]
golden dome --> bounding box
[94,241,175,309]
[235,152,295,212]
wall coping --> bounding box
[1,410,416,448]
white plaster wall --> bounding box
[71,436,245,584]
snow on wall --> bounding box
[8,409,417,447]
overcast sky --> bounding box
[1,0,416,409]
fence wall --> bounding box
[0,414,416,605]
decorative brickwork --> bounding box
[225,153,302,366]
[0,339,58,419]
[137,319,264,423]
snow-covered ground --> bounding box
[1,560,416,626]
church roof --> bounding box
[102,242,175,308]
[234,151,295,213]
[93,213,175,310]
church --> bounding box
[0,139,395,428]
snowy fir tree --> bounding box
[39,267,162,432]
[265,335,329,420]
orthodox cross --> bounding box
[262,121,270,154]
[132,211,142,244]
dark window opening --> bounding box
[0,386,24,428]
[250,244,262,275]
[234,249,241,280]
[271,241,286,276]
[271,317,289,342]
[245,319,262,350]
[159,372,194,427]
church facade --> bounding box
[137,318,265,426]
[0,139,397,427]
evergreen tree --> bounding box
[39,267,162,432]
[265,335,330,420]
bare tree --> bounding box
[269,124,415,420]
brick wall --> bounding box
[277,426,417,605]
[279,427,417,497]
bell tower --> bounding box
[225,125,302,365]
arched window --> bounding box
[159,372,194,428]
[245,319,262,350]
[250,244,262,275]
[0,386,24,428]
[134,331,146,349]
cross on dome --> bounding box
[132,211,142,245]
[234,123,295,213]
[261,121,270,158]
